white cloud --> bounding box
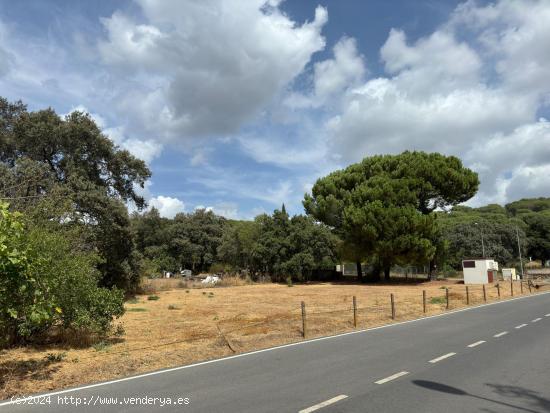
[104,126,163,164]
[65,105,163,164]
[149,195,185,218]
[98,0,328,140]
[314,37,366,100]
[285,36,366,109]
[323,0,550,205]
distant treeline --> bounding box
[130,197,550,281]
[131,205,338,281]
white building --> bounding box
[502,268,519,280]
[462,259,499,284]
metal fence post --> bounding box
[391,293,395,320]
[510,279,514,297]
[528,282,532,294]
[301,301,307,338]
[483,284,487,302]
[497,283,501,299]
[466,286,470,305]
[520,281,524,294]
[422,290,427,314]
[352,296,357,328]
[446,288,450,310]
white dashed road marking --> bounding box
[515,324,528,329]
[429,353,456,363]
[299,395,348,413]
[468,340,486,348]
[545,314,550,317]
[375,371,409,384]
[494,331,508,338]
[532,318,542,322]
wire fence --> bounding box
[62,279,550,362]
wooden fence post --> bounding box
[483,284,487,302]
[466,286,470,305]
[520,281,524,294]
[528,281,532,293]
[301,301,307,338]
[391,293,395,320]
[422,290,427,314]
[352,296,357,328]
[510,279,514,297]
[497,283,501,299]
[446,288,450,310]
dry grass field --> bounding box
[1,278,546,399]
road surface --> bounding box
[2,292,550,412]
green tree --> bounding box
[304,151,478,281]
[521,212,550,265]
[0,203,124,347]
[0,97,151,290]
[437,205,528,269]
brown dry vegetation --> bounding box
[1,279,547,399]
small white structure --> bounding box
[201,275,220,285]
[502,268,518,280]
[462,259,499,284]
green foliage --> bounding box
[44,352,67,363]
[0,203,124,347]
[437,205,528,269]
[506,198,550,216]
[0,97,151,291]
[147,295,160,301]
[247,208,338,281]
[430,297,446,304]
[304,151,477,280]
[127,308,148,312]
[520,211,550,264]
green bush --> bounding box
[0,203,124,347]
[430,296,446,304]
[147,295,160,301]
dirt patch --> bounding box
[0,279,543,399]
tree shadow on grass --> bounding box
[0,357,62,390]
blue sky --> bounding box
[1,0,549,219]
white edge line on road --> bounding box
[532,318,542,322]
[299,395,348,413]
[545,314,550,317]
[1,290,549,407]
[467,340,486,348]
[429,352,456,363]
[494,331,508,338]
[375,371,409,384]
[515,323,528,329]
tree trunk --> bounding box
[428,259,436,281]
[384,265,391,281]
[356,261,363,282]
[366,271,380,283]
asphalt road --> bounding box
[2,292,550,413]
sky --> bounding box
[1,0,549,219]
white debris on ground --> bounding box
[202,275,221,284]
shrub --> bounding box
[44,352,67,362]
[0,203,125,347]
[168,305,179,310]
[147,295,160,301]
[127,308,147,312]
[286,276,293,287]
[430,296,446,304]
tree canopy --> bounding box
[0,97,151,290]
[304,151,479,280]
